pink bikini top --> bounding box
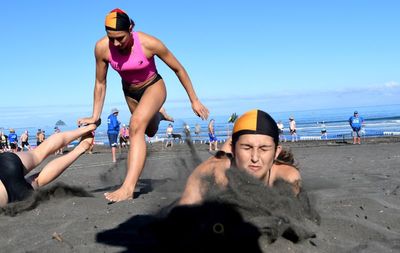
[109,31,157,85]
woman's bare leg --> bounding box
[104,80,167,202]
[159,107,174,122]
[17,124,97,173]
[33,135,93,188]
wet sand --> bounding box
[1,137,400,252]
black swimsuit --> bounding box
[0,152,34,203]
[122,73,162,102]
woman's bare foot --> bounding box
[104,186,134,202]
[159,107,174,122]
[75,134,94,154]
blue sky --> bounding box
[1,0,399,128]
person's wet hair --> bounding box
[274,148,298,168]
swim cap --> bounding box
[105,8,134,31]
[232,109,279,146]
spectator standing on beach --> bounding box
[36,129,45,146]
[119,124,129,149]
[180,109,302,205]
[20,130,31,151]
[194,123,201,136]
[349,111,364,144]
[289,116,298,142]
[320,121,328,140]
[77,8,209,202]
[53,127,64,155]
[208,119,218,151]
[184,123,190,135]
[107,108,121,163]
[0,131,8,152]
[8,129,18,153]
[277,120,286,142]
[36,129,41,146]
[165,123,174,148]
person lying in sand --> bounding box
[0,120,100,207]
[179,109,301,205]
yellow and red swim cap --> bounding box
[105,8,134,31]
[232,109,279,146]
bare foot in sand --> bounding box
[159,107,174,122]
[104,186,133,202]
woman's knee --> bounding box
[129,118,147,136]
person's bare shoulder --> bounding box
[274,164,301,182]
[194,155,230,177]
[137,31,165,54]
[272,164,302,195]
[179,155,231,205]
[95,36,110,59]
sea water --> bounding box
[1,104,400,146]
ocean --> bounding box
[1,104,400,146]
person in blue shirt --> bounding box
[348,111,364,144]
[108,108,121,162]
[8,129,18,153]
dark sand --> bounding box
[1,137,400,252]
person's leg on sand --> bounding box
[111,145,117,162]
[30,133,94,188]
[107,132,118,162]
[159,107,174,122]
[104,80,167,202]
[17,123,98,174]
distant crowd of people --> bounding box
[0,128,48,153]
[275,110,365,144]
[0,110,366,158]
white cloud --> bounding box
[384,81,399,88]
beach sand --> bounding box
[1,137,400,252]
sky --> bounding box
[1,0,400,128]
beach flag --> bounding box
[228,113,238,123]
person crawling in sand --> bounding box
[0,120,100,207]
[179,109,301,205]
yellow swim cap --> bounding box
[232,109,279,146]
[105,8,134,31]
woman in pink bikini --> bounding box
[78,8,209,202]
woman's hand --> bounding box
[77,117,97,127]
[191,100,209,120]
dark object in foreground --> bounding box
[97,201,262,253]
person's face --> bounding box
[107,30,132,51]
[234,134,281,181]
[354,113,358,117]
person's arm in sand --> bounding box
[271,164,302,196]
[140,32,209,120]
[179,155,231,205]
[78,38,109,126]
